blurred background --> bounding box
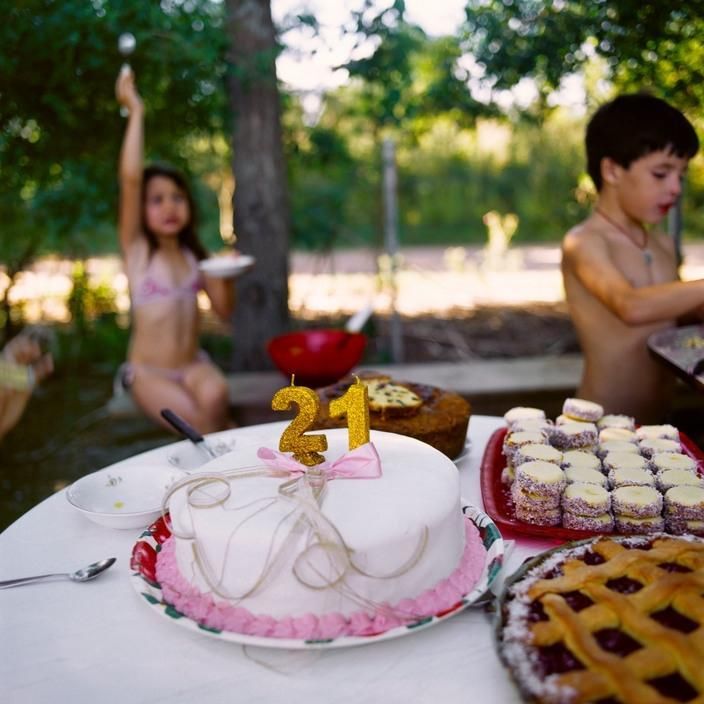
[2,0,703,528]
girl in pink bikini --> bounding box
[115,68,235,433]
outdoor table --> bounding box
[0,415,556,704]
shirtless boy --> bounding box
[562,94,701,422]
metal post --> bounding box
[382,138,403,363]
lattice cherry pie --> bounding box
[498,534,704,703]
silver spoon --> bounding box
[118,32,136,117]
[118,32,136,58]
[0,557,116,590]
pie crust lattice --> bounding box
[499,535,704,703]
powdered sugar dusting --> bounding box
[499,540,602,702]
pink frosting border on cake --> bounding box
[155,518,487,640]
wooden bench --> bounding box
[106,354,585,423]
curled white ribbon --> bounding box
[163,443,428,613]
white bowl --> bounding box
[198,255,255,278]
[66,464,184,530]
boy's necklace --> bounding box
[595,208,653,267]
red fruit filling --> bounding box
[562,590,594,612]
[592,628,642,656]
[537,642,585,675]
[646,672,698,702]
[650,606,699,634]
[605,576,643,594]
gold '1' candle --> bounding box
[329,376,370,449]
[271,377,328,466]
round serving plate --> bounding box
[131,502,504,650]
[198,255,255,278]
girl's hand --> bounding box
[115,67,143,113]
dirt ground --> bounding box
[287,241,704,364]
[307,301,580,364]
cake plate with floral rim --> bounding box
[130,502,504,650]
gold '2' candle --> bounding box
[271,376,328,466]
[329,376,370,449]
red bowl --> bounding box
[267,329,367,388]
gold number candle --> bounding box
[272,379,328,466]
[329,376,370,449]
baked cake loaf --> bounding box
[313,373,471,459]
[156,429,487,639]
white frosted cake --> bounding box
[155,429,486,639]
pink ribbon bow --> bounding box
[257,442,382,481]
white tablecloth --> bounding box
[0,415,557,704]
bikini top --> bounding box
[130,248,203,309]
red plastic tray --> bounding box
[480,426,704,541]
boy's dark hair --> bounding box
[141,164,208,260]
[586,94,699,191]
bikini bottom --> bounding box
[118,350,211,390]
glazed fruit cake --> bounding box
[313,372,471,459]
[498,534,704,704]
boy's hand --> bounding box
[115,67,143,113]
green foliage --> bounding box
[285,96,591,249]
[415,36,498,127]
[288,1,495,251]
[462,1,704,113]
[397,114,589,244]
[0,0,228,271]
[286,122,359,250]
[67,261,117,334]
[344,1,490,132]
[458,0,704,240]
[344,2,425,129]
[5,0,704,283]
[54,314,130,373]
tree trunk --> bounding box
[225,0,290,371]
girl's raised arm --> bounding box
[115,68,144,254]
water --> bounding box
[0,368,174,532]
